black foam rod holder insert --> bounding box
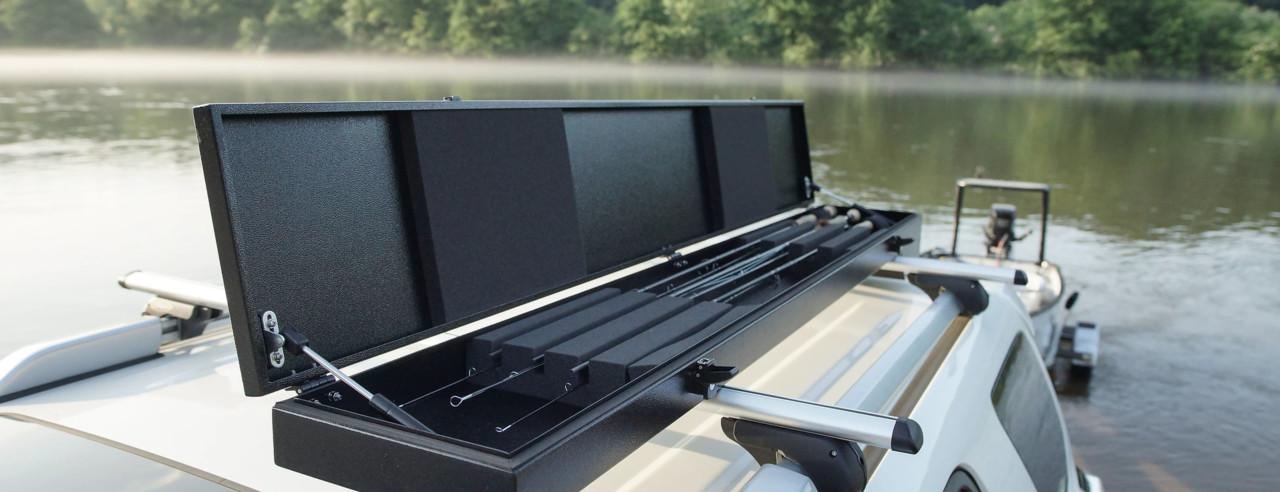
[588,301,735,392]
[627,306,756,380]
[466,288,622,372]
[500,291,656,370]
[543,296,695,381]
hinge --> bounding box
[262,311,286,368]
[259,310,434,433]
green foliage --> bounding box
[254,0,346,51]
[4,0,1278,83]
[1239,0,1280,10]
[614,0,743,62]
[1237,9,1280,81]
[567,4,614,55]
[0,0,100,47]
[88,0,266,47]
[966,0,1280,81]
[447,0,590,55]
[838,0,985,68]
[336,0,420,51]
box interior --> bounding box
[294,205,906,456]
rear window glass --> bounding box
[991,333,1067,492]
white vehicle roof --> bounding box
[0,275,1077,491]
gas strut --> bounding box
[261,311,433,433]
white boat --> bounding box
[925,178,1100,382]
[0,100,1103,491]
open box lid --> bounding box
[195,100,815,396]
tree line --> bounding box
[1,0,1277,82]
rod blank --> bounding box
[450,360,543,407]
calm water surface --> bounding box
[2,55,1279,491]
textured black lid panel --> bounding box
[197,100,814,396]
[213,113,429,389]
[705,106,778,229]
[766,107,808,210]
[402,109,588,323]
[564,109,711,272]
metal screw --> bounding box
[270,352,284,366]
[829,450,838,457]
[327,391,343,402]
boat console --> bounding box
[195,99,926,491]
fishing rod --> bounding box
[450,356,544,407]
[495,382,580,433]
[399,365,499,408]
[667,213,852,299]
[680,249,794,300]
[403,342,525,407]
[714,250,818,303]
[647,206,844,297]
[664,228,818,298]
[808,178,896,230]
[495,360,596,433]
[685,215,866,301]
[641,235,773,293]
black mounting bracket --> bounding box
[908,273,989,315]
[175,306,221,340]
[885,236,915,254]
[723,417,868,492]
[687,358,739,399]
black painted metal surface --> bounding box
[196,100,814,396]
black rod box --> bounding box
[194,99,921,491]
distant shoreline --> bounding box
[1,50,1278,103]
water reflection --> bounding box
[1,63,1279,491]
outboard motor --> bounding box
[984,204,1017,258]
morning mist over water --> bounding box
[2,51,1279,491]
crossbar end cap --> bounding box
[891,417,924,454]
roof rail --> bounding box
[0,272,231,402]
[0,317,171,401]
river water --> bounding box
[2,53,1278,491]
